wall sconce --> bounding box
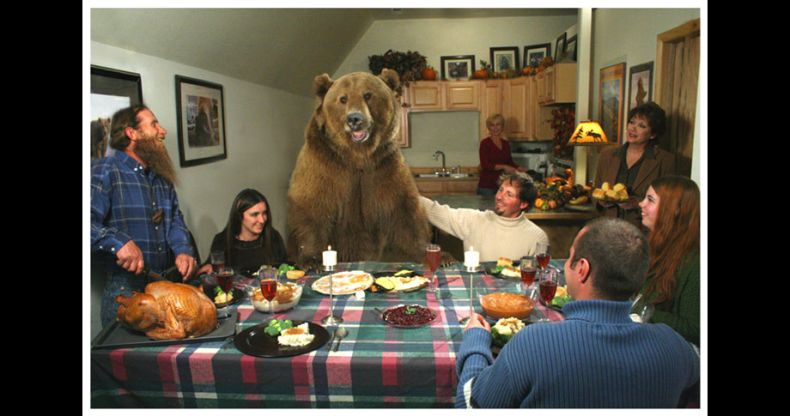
[568,121,609,145]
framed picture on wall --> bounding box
[554,33,567,60]
[523,43,551,67]
[440,55,475,80]
[563,35,577,61]
[90,65,143,161]
[175,75,227,167]
[599,63,626,144]
[489,46,520,73]
[628,61,654,111]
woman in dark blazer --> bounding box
[594,102,676,228]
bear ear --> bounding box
[379,68,401,92]
[313,74,334,99]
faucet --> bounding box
[432,150,448,176]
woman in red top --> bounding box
[477,114,525,196]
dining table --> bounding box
[91,260,566,408]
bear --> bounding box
[287,69,430,263]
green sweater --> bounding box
[641,250,700,346]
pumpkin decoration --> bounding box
[421,66,437,80]
[474,60,492,79]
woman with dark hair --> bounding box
[197,189,287,277]
[634,175,700,345]
[594,101,677,227]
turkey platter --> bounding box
[116,281,218,340]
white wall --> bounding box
[588,9,701,180]
[334,15,577,165]
[404,112,481,167]
[90,42,312,337]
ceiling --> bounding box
[91,8,577,97]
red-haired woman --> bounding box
[636,175,700,345]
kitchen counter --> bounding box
[430,194,596,220]
[427,194,597,260]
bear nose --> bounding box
[347,112,364,129]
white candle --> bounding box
[323,245,337,267]
[464,246,479,268]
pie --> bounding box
[311,271,374,295]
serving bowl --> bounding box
[479,292,535,320]
[249,282,304,313]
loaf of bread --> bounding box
[286,270,305,280]
[496,257,513,267]
[480,292,535,319]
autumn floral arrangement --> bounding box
[368,50,427,83]
[550,105,575,159]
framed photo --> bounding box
[490,46,520,73]
[563,35,577,61]
[554,33,567,60]
[175,75,227,167]
[599,63,626,144]
[523,43,551,67]
[628,61,654,111]
[90,65,143,160]
[440,55,475,81]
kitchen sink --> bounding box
[414,173,473,179]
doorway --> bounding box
[654,18,700,177]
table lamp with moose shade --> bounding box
[568,121,609,145]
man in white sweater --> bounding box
[419,172,549,262]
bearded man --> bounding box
[91,105,197,327]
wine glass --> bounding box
[519,256,537,289]
[259,266,278,314]
[210,251,226,274]
[216,267,235,318]
[425,244,441,292]
[535,242,551,271]
[538,268,559,306]
[630,293,655,323]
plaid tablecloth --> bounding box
[91,260,565,408]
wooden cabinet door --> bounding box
[409,81,444,111]
[479,80,503,139]
[445,180,477,194]
[503,78,529,139]
[395,92,410,147]
[445,81,480,110]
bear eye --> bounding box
[340,96,347,104]
[363,92,372,101]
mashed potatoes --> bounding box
[277,322,314,347]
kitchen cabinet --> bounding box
[479,78,540,141]
[536,62,577,105]
[395,90,410,147]
[408,81,480,112]
[414,178,477,197]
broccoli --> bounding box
[264,319,294,336]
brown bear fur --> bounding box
[287,69,430,262]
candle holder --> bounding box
[321,264,343,325]
[459,265,479,325]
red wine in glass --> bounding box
[539,280,558,304]
[260,278,278,313]
[521,267,537,286]
[536,253,550,269]
[425,244,441,273]
[217,271,234,293]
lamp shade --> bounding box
[568,121,609,145]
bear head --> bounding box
[310,69,401,164]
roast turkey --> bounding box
[116,281,218,340]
